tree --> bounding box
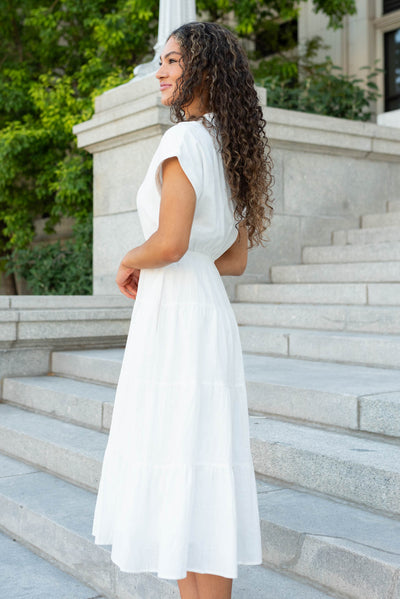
[197,1,356,43]
[0,0,356,293]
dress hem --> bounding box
[93,543,263,580]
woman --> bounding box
[92,21,273,599]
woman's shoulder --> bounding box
[162,119,214,144]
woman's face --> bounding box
[156,36,184,106]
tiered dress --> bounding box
[92,113,263,580]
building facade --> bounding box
[298,0,400,118]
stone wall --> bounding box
[74,75,400,298]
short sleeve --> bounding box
[154,123,204,201]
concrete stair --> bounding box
[332,225,400,245]
[232,203,400,596]
[234,303,400,333]
[0,452,336,599]
[1,203,400,598]
[4,353,400,437]
[303,241,400,263]
[1,397,400,516]
[236,203,400,369]
[238,326,400,368]
[271,261,400,283]
[361,210,400,228]
[0,528,105,599]
[237,282,400,305]
[1,347,400,598]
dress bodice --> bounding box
[136,114,238,261]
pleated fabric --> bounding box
[92,114,263,580]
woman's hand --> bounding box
[116,263,141,299]
[214,221,248,276]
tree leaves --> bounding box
[0,0,159,293]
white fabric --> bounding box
[92,114,263,580]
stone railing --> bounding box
[0,295,132,384]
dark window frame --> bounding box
[384,27,400,111]
[383,0,400,14]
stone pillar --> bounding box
[298,0,376,78]
[134,0,196,78]
[73,76,170,294]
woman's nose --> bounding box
[156,62,165,79]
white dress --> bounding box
[92,113,263,580]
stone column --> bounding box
[134,0,196,79]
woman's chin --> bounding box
[159,93,173,106]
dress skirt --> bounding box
[92,249,263,580]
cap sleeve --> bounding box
[154,123,204,201]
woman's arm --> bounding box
[116,156,196,298]
[214,221,248,276]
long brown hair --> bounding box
[169,21,274,248]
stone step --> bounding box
[233,302,400,334]
[0,454,336,599]
[0,530,105,599]
[1,403,399,515]
[332,225,400,245]
[236,282,400,305]
[362,211,400,228]
[271,261,400,283]
[257,478,400,599]
[0,403,107,492]
[239,325,400,369]
[2,294,131,310]
[244,354,400,438]
[52,328,400,376]
[51,348,125,385]
[387,200,400,212]
[250,416,400,515]
[2,375,115,431]
[0,306,131,351]
[303,241,400,264]
[4,355,400,439]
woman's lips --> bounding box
[160,84,172,91]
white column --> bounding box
[134,0,196,79]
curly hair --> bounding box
[168,21,274,248]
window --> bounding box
[384,28,400,110]
[383,1,400,14]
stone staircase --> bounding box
[0,202,400,598]
[236,201,400,370]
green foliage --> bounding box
[196,0,356,43]
[253,37,382,121]
[0,0,159,293]
[8,216,93,295]
[0,0,357,294]
[312,0,356,29]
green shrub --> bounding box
[8,216,92,295]
[253,36,382,121]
